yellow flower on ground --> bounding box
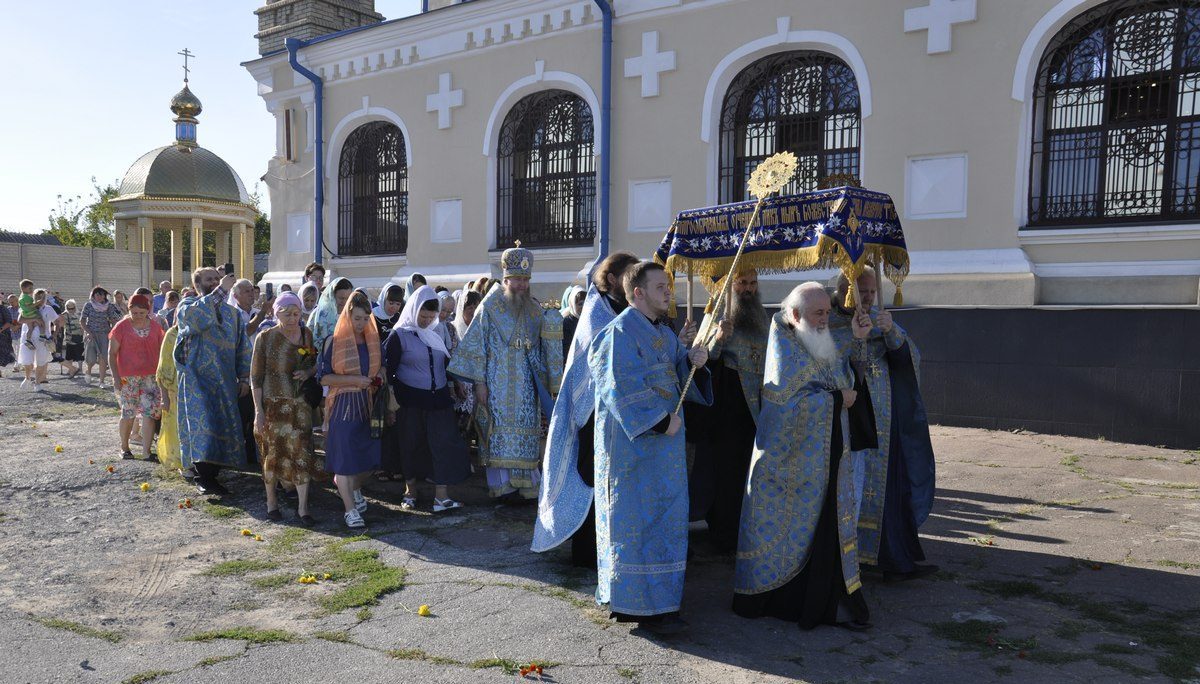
[54,445,64,453]
[254,535,263,542]
[139,482,150,492]
[417,604,431,617]
[322,573,331,580]
[240,528,253,536]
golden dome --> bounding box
[170,84,203,119]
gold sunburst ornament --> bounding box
[747,151,799,200]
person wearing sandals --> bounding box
[382,286,470,513]
[81,287,122,387]
[60,299,85,379]
[108,294,165,460]
[318,291,383,529]
[252,293,324,526]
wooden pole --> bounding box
[874,260,885,312]
[674,196,767,414]
[685,265,694,325]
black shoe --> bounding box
[834,619,873,632]
[195,479,214,495]
[638,614,689,637]
[299,514,317,527]
[120,450,135,460]
[266,509,283,522]
[883,563,939,584]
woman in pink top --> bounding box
[109,294,165,460]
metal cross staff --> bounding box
[673,152,799,415]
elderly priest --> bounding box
[733,281,872,631]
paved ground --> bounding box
[0,369,1197,684]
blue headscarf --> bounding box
[560,285,584,318]
[307,277,352,351]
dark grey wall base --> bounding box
[892,308,1200,450]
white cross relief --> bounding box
[426,72,464,130]
[904,0,977,55]
[624,31,676,98]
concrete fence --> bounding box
[0,244,151,305]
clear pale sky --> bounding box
[0,0,421,233]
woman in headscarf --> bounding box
[382,285,470,512]
[307,277,354,354]
[450,289,483,433]
[252,292,324,526]
[317,290,383,529]
[435,290,459,354]
[297,282,320,318]
[373,284,405,338]
[403,273,427,299]
[558,285,585,357]
[60,299,85,379]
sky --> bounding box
[0,0,421,233]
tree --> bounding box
[44,178,118,248]
[249,183,271,254]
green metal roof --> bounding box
[117,145,250,204]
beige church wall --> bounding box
[250,0,1200,306]
[1039,276,1200,306]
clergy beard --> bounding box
[729,290,767,335]
[794,317,838,367]
[503,288,537,318]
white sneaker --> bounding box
[344,509,366,529]
[33,382,42,392]
[352,489,368,514]
[433,498,462,513]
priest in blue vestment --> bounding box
[588,261,712,636]
[734,282,872,631]
[831,270,937,582]
[175,268,252,496]
[448,244,563,501]
[532,252,641,568]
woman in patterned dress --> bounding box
[108,294,165,460]
[252,293,324,526]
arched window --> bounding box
[719,51,861,204]
[337,121,408,255]
[497,90,596,247]
[1030,1,1200,226]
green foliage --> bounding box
[121,671,173,684]
[200,502,241,519]
[33,616,122,643]
[203,559,279,577]
[249,184,271,256]
[183,626,299,644]
[44,178,118,248]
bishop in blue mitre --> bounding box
[734,282,872,631]
[588,261,712,636]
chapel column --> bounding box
[190,217,204,272]
[238,223,254,278]
[137,217,155,287]
[170,227,185,289]
[216,229,231,269]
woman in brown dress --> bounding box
[252,292,324,525]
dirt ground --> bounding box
[0,369,1197,684]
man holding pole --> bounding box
[687,268,769,554]
[831,269,937,582]
[588,261,712,635]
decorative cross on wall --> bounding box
[426,72,464,130]
[904,0,977,55]
[624,31,676,98]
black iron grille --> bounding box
[496,89,596,248]
[337,121,409,255]
[1030,1,1200,226]
[719,51,861,204]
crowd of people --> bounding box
[2,245,936,638]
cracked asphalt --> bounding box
[1,372,1198,684]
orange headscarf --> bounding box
[326,293,381,423]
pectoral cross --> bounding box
[178,48,195,83]
[870,362,883,378]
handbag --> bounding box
[300,377,323,408]
[369,384,388,439]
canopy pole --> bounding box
[874,260,885,312]
[685,266,694,325]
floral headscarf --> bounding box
[307,277,351,352]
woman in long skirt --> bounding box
[318,291,383,529]
[382,286,471,512]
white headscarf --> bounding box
[373,283,404,321]
[397,285,448,357]
[297,282,319,314]
[560,285,584,318]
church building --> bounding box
[244,0,1200,447]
